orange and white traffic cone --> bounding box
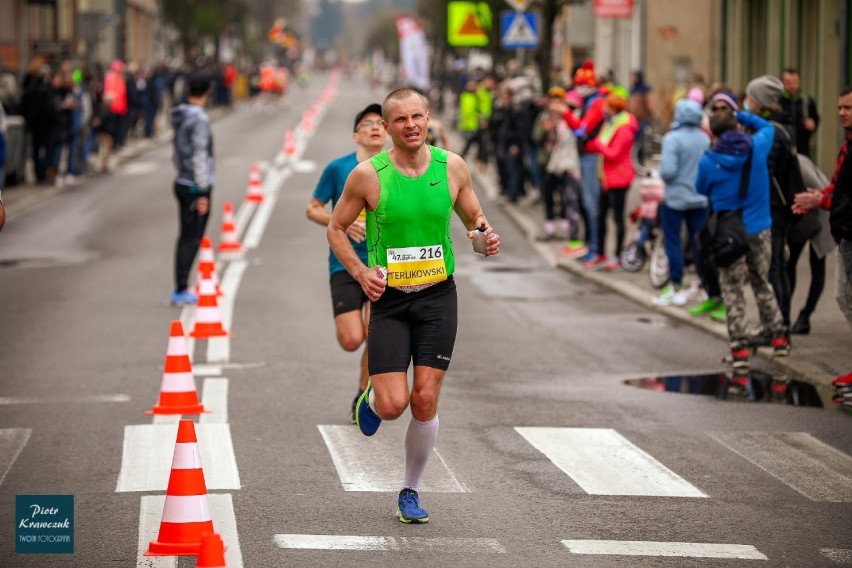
[196,237,222,297]
[244,165,264,203]
[190,275,229,339]
[147,321,206,415]
[283,128,297,160]
[217,201,243,254]
[196,532,227,567]
[146,419,214,556]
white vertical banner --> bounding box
[396,16,430,91]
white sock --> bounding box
[403,415,439,492]
[368,388,376,412]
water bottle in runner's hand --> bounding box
[472,222,488,256]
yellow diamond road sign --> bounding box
[448,1,491,47]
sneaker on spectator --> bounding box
[671,287,692,306]
[560,241,588,259]
[65,174,76,186]
[170,289,197,306]
[653,284,676,306]
[577,250,597,263]
[689,297,723,317]
[710,306,727,322]
[771,332,791,357]
[582,254,608,270]
[602,256,620,271]
[730,347,750,369]
[833,370,852,388]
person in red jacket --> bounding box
[555,60,608,261]
[793,85,852,398]
[581,87,638,270]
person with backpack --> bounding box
[741,75,804,347]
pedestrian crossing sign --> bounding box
[500,11,539,49]
[447,1,492,47]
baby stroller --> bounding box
[619,173,670,288]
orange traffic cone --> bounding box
[196,532,227,567]
[190,275,229,338]
[146,419,214,556]
[283,129,297,159]
[196,237,222,296]
[217,201,243,254]
[245,165,264,203]
[147,321,206,415]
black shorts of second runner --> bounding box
[330,270,368,316]
[368,276,458,375]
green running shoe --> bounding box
[689,298,723,317]
[710,306,727,322]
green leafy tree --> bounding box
[158,0,249,60]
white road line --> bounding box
[234,202,257,241]
[116,423,240,492]
[317,425,467,492]
[515,427,707,497]
[709,432,852,502]
[274,534,506,553]
[0,394,130,405]
[242,193,278,249]
[820,548,852,563]
[562,540,768,560]
[207,259,248,364]
[193,364,223,376]
[0,428,31,486]
[138,494,243,568]
[199,378,228,424]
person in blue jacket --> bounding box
[695,97,788,370]
[654,98,710,307]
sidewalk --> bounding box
[470,160,849,390]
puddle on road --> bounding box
[624,370,846,411]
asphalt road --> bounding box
[0,71,850,568]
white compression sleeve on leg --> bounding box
[403,415,439,492]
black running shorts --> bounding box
[330,270,368,316]
[368,276,458,375]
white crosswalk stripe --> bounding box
[515,427,707,497]
[0,428,31,487]
[708,432,852,502]
[274,534,506,553]
[562,540,768,560]
[116,423,241,492]
[318,424,467,492]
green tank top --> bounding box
[367,145,454,291]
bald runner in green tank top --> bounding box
[366,145,455,292]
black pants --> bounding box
[597,188,627,257]
[768,224,791,326]
[173,182,210,291]
[787,239,826,317]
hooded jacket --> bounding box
[659,99,710,210]
[696,113,774,236]
[171,103,214,191]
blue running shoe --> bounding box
[355,380,381,436]
[397,488,429,524]
[576,250,597,263]
[170,289,197,306]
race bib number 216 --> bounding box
[386,245,447,288]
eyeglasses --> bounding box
[710,106,732,113]
[357,120,382,130]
